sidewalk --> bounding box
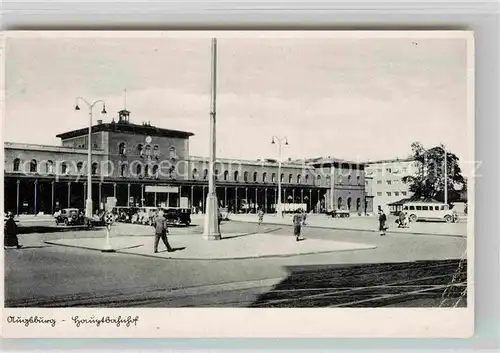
[227,213,467,238]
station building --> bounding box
[4,110,372,216]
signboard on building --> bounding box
[145,185,179,193]
[179,197,189,208]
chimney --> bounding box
[97,119,103,125]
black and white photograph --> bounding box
[2,31,474,338]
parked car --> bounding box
[55,208,84,226]
[403,202,455,223]
[161,207,192,226]
[331,209,350,218]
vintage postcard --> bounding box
[1,30,474,338]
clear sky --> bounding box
[4,32,472,164]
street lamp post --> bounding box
[443,145,448,205]
[75,97,107,219]
[271,136,289,216]
[203,38,221,240]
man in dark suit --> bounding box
[153,210,173,253]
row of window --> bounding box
[117,143,177,159]
[336,197,364,211]
[405,205,446,211]
[376,191,408,197]
[119,163,174,179]
[12,158,99,175]
[366,167,409,176]
[192,169,363,185]
[376,179,407,185]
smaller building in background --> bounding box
[364,158,418,213]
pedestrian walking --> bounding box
[4,212,22,249]
[292,210,303,242]
[153,210,173,253]
[257,209,264,225]
[397,211,406,228]
[218,208,223,228]
[301,209,307,225]
[378,206,387,236]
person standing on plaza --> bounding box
[153,210,173,253]
[378,206,387,236]
[4,212,22,249]
[292,209,303,242]
[397,210,406,228]
[257,208,264,225]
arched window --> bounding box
[30,159,37,173]
[169,146,176,159]
[46,160,54,174]
[145,165,150,177]
[253,172,258,182]
[234,171,239,181]
[317,175,322,185]
[136,164,142,177]
[262,172,267,183]
[357,175,361,185]
[169,166,175,179]
[118,142,126,155]
[137,144,144,156]
[76,162,83,173]
[203,169,208,180]
[145,145,151,156]
[121,163,128,177]
[305,174,309,184]
[61,162,68,175]
[280,173,284,183]
[224,170,229,181]
[153,145,160,158]
[288,174,293,183]
[347,175,352,185]
[326,175,331,185]
[356,198,361,211]
[271,173,276,183]
[152,165,159,178]
[13,158,20,172]
[347,197,352,210]
[337,197,342,209]
[192,168,198,179]
[91,162,98,175]
[215,169,219,181]
[297,174,302,184]
[244,171,249,182]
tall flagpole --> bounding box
[444,145,448,205]
[203,38,221,240]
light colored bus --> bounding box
[403,202,454,223]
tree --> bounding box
[402,142,465,204]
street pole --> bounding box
[272,136,288,217]
[75,97,106,220]
[203,37,221,240]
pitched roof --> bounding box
[56,121,194,140]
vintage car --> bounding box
[55,208,85,226]
[331,209,350,218]
[161,207,192,226]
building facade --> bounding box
[364,158,418,212]
[4,110,373,216]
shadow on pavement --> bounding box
[17,225,105,234]
[249,259,467,308]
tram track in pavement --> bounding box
[6,259,466,308]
